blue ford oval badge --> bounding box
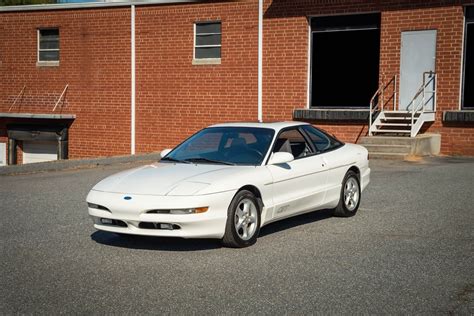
[124,196,132,200]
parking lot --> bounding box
[1,157,473,314]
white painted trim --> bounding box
[193,23,196,60]
[306,17,311,109]
[131,4,136,155]
[0,0,200,12]
[257,0,263,122]
[192,58,221,65]
[37,30,40,63]
[460,8,468,110]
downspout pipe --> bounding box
[257,0,263,122]
[131,4,136,155]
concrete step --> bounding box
[359,136,414,146]
[377,122,412,127]
[368,152,408,160]
[358,134,441,158]
[362,144,412,154]
[381,117,415,121]
[373,129,411,134]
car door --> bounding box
[266,127,328,220]
[301,125,348,205]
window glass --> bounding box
[165,127,274,166]
[273,129,313,158]
[302,125,343,153]
[195,22,221,59]
[38,28,59,62]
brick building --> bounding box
[0,0,473,165]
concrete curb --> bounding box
[0,152,162,176]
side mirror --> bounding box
[160,148,172,158]
[268,152,294,165]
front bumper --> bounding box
[87,189,235,239]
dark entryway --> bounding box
[6,123,70,165]
[310,13,381,108]
[463,7,474,108]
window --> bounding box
[194,22,221,60]
[273,129,313,159]
[302,125,343,153]
[165,127,274,166]
[462,7,474,108]
[38,28,59,64]
[310,14,380,108]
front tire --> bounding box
[222,190,261,248]
[333,171,361,217]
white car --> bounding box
[87,122,370,247]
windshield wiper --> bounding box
[183,157,236,165]
[160,157,190,164]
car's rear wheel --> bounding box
[222,190,261,248]
[333,170,361,217]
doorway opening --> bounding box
[310,13,381,108]
[462,7,474,108]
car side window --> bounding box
[302,125,342,153]
[273,129,313,159]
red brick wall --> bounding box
[0,8,132,159]
[1,0,474,164]
[263,0,474,155]
[135,1,259,153]
[379,5,473,155]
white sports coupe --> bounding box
[87,122,370,247]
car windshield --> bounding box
[163,127,275,166]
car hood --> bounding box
[91,162,244,196]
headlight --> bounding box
[147,207,208,214]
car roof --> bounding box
[209,121,310,132]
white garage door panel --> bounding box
[23,141,57,164]
[0,143,6,166]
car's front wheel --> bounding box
[333,170,361,217]
[222,190,261,248]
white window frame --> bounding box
[37,28,60,67]
[193,21,221,65]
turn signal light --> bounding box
[194,207,209,214]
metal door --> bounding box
[399,30,437,110]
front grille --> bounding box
[138,222,181,230]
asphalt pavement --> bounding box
[0,157,473,314]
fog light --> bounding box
[160,223,173,230]
[101,218,113,225]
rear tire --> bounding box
[222,190,261,248]
[333,171,361,217]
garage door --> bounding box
[23,141,57,164]
[0,143,6,166]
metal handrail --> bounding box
[8,85,26,112]
[369,75,397,136]
[410,72,436,129]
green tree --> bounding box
[0,0,56,5]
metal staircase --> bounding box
[369,72,436,138]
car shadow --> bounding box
[90,231,221,252]
[90,209,334,251]
[259,208,334,237]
